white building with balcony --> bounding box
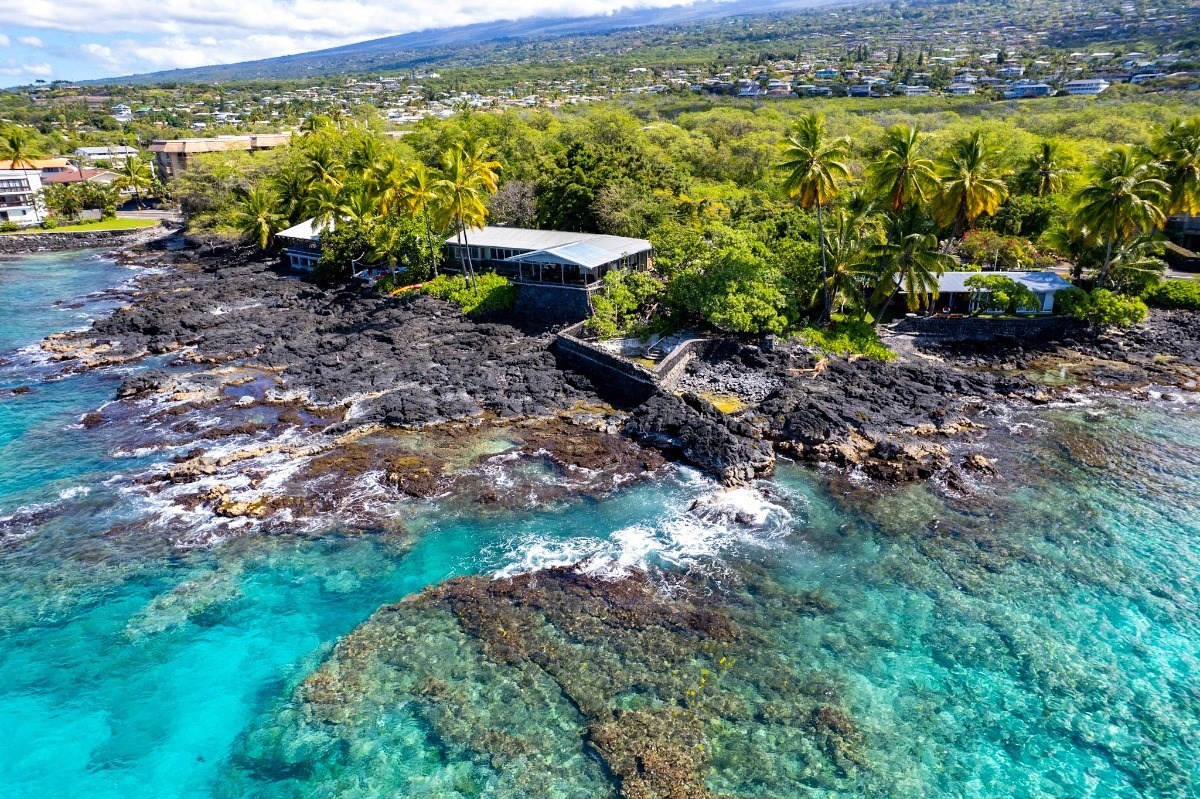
[0,170,45,227]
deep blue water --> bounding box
[0,250,1197,798]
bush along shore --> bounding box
[35,237,1200,536]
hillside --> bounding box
[98,0,838,84]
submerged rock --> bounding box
[222,566,869,799]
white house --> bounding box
[904,271,1075,314]
[276,218,331,271]
[948,83,977,95]
[1064,78,1111,95]
[73,145,140,165]
[0,170,45,227]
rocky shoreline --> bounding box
[0,223,175,254]
[31,235,1200,534]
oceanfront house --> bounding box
[276,218,329,271]
[443,227,653,290]
[148,134,292,179]
[73,146,140,166]
[0,170,45,227]
[902,271,1074,315]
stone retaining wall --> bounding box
[515,283,594,324]
[554,323,658,403]
[893,314,1086,341]
[553,324,736,403]
[0,224,170,254]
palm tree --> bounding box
[298,141,344,192]
[932,131,1009,237]
[869,125,938,212]
[1107,234,1167,293]
[114,157,154,208]
[272,168,310,225]
[368,223,404,279]
[347,135,384,179]
[1020,141,1070,197]
[338,187,377,224]
[777,113,853,320]
[458,135,502,195]
[399,161,443,277]
[369,151,408,216]
[233,187,285,251]
[868,209,957,317]
[1071,145,1168,286]
[303,182,344,228]
[433,145,491,287]
[821,206,884,317]
[0,125,39,170]
[1153,117,1200,216]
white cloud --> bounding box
[0,34,10,48]
[0,0,711,75]
[18,36,44,47]
[0,60,53,77]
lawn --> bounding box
[2,218,161,234]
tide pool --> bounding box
[0,250,1198,799]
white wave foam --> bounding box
[493,482,795,580]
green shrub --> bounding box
[39,217,58,230]
[1144,280,1200,310]
[799,320,896,361]
[0,221,19,233]
[1057,287,1147,328]
[963,274,1040,315]
[422,273,517,316]
[585,270,664,338]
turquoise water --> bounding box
[1,251,1198,798]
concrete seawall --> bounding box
[893,315,1086,341]
[553,323,735,403]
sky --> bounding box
[0,0,709,87]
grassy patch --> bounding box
[420,273,518,316]
[798,320,896,361]
[2,218,160,235]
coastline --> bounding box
[28,234,1200,538]
[0,224,177,256]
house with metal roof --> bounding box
[902,270,1074,315]
[444,227,652,291]
[276,218,332,271]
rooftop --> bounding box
[449,226,652,258]
[933,271,1074,293]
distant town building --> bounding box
[1064,78,1111,94]
[148,134,292,178]
[74,145,140,165]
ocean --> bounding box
[0,250,1196,798]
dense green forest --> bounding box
[151,91,1199,344]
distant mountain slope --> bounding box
[99,0,838,84]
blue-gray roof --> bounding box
[504,241,626,269]
[932,271,1074,294]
